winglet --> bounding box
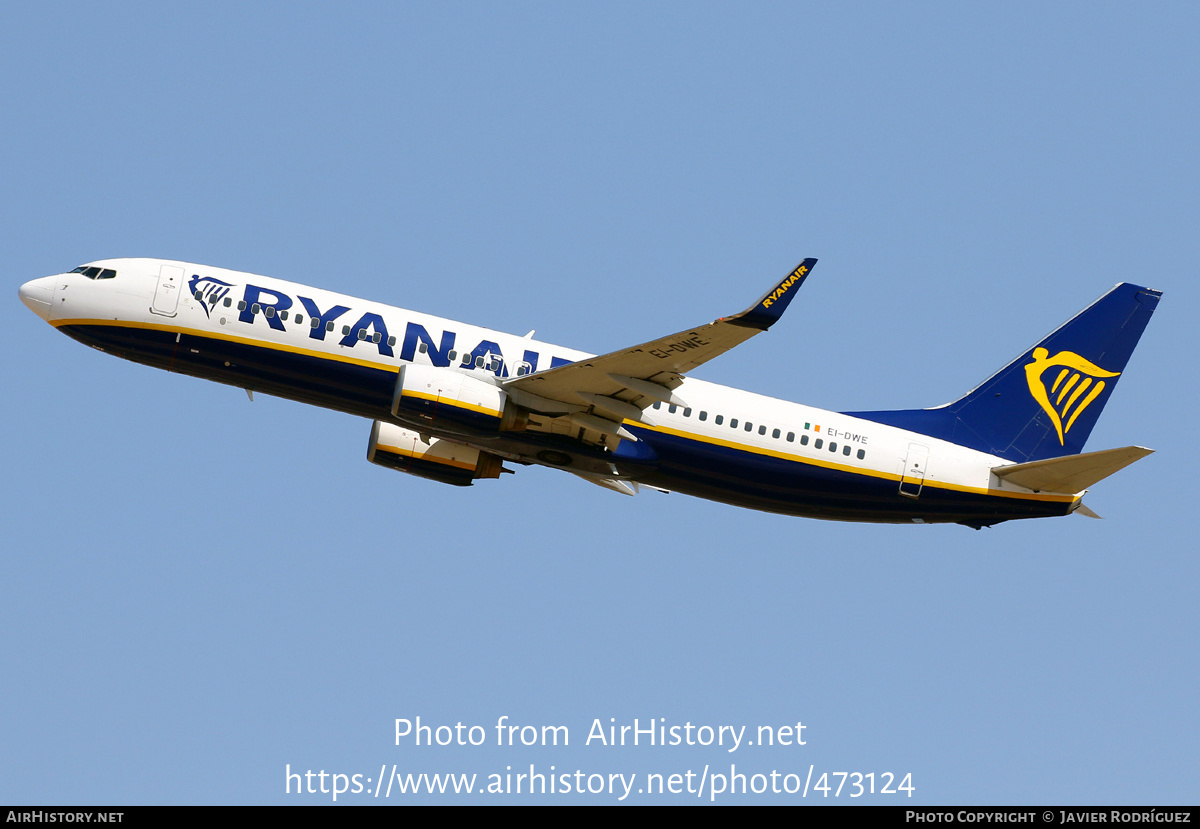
[725,258,817,330]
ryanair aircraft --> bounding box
[18,257,1161,528]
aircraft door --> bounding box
[45,275,64,321]
[151,264,185,317]
[899,443,929,498]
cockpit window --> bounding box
[70,266,117,280]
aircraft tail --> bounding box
[847,283,1162,463]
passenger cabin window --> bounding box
[419,342,428,353]
[786,432,794,442]
[773,428,781,439]
[730,418,738,429]
[683,408,692,417]
[715,415,723,425]
[857,449,866,460]
[800,435,809,445]
[699,411,707,421]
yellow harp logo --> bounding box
[1024,347,1120,445]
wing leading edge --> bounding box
[503,258,816,432]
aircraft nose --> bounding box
[18,275,56,320]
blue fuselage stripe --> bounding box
[59,322,1071,525]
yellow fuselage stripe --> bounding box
[53,317,400,373]
[58,318,1073,505]
[629,422,1074,503]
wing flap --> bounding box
[570,472,641,497]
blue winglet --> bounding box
[726,258,817,330]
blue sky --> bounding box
[3,2,1197,804]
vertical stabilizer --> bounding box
[848,283,1162,462]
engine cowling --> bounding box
[367,421,505,486]
[391,363,527,436]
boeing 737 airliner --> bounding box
[18,257,1160,527]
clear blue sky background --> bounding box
[3,2,1196,805]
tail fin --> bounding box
[848,283,1162,462]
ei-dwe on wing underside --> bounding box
[19,254,1160,526]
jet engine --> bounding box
[367,421,506,487]
[391,363,528,436]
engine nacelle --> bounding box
[367,421,505,487]
[391,363,527,436]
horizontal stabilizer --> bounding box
[992,446,1152,493]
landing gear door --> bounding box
[151,264,185,317]
[899,443,929,498]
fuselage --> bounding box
[19,258,1080,526]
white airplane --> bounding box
[18,257,1161,527]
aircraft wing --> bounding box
[503,259,815,430]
